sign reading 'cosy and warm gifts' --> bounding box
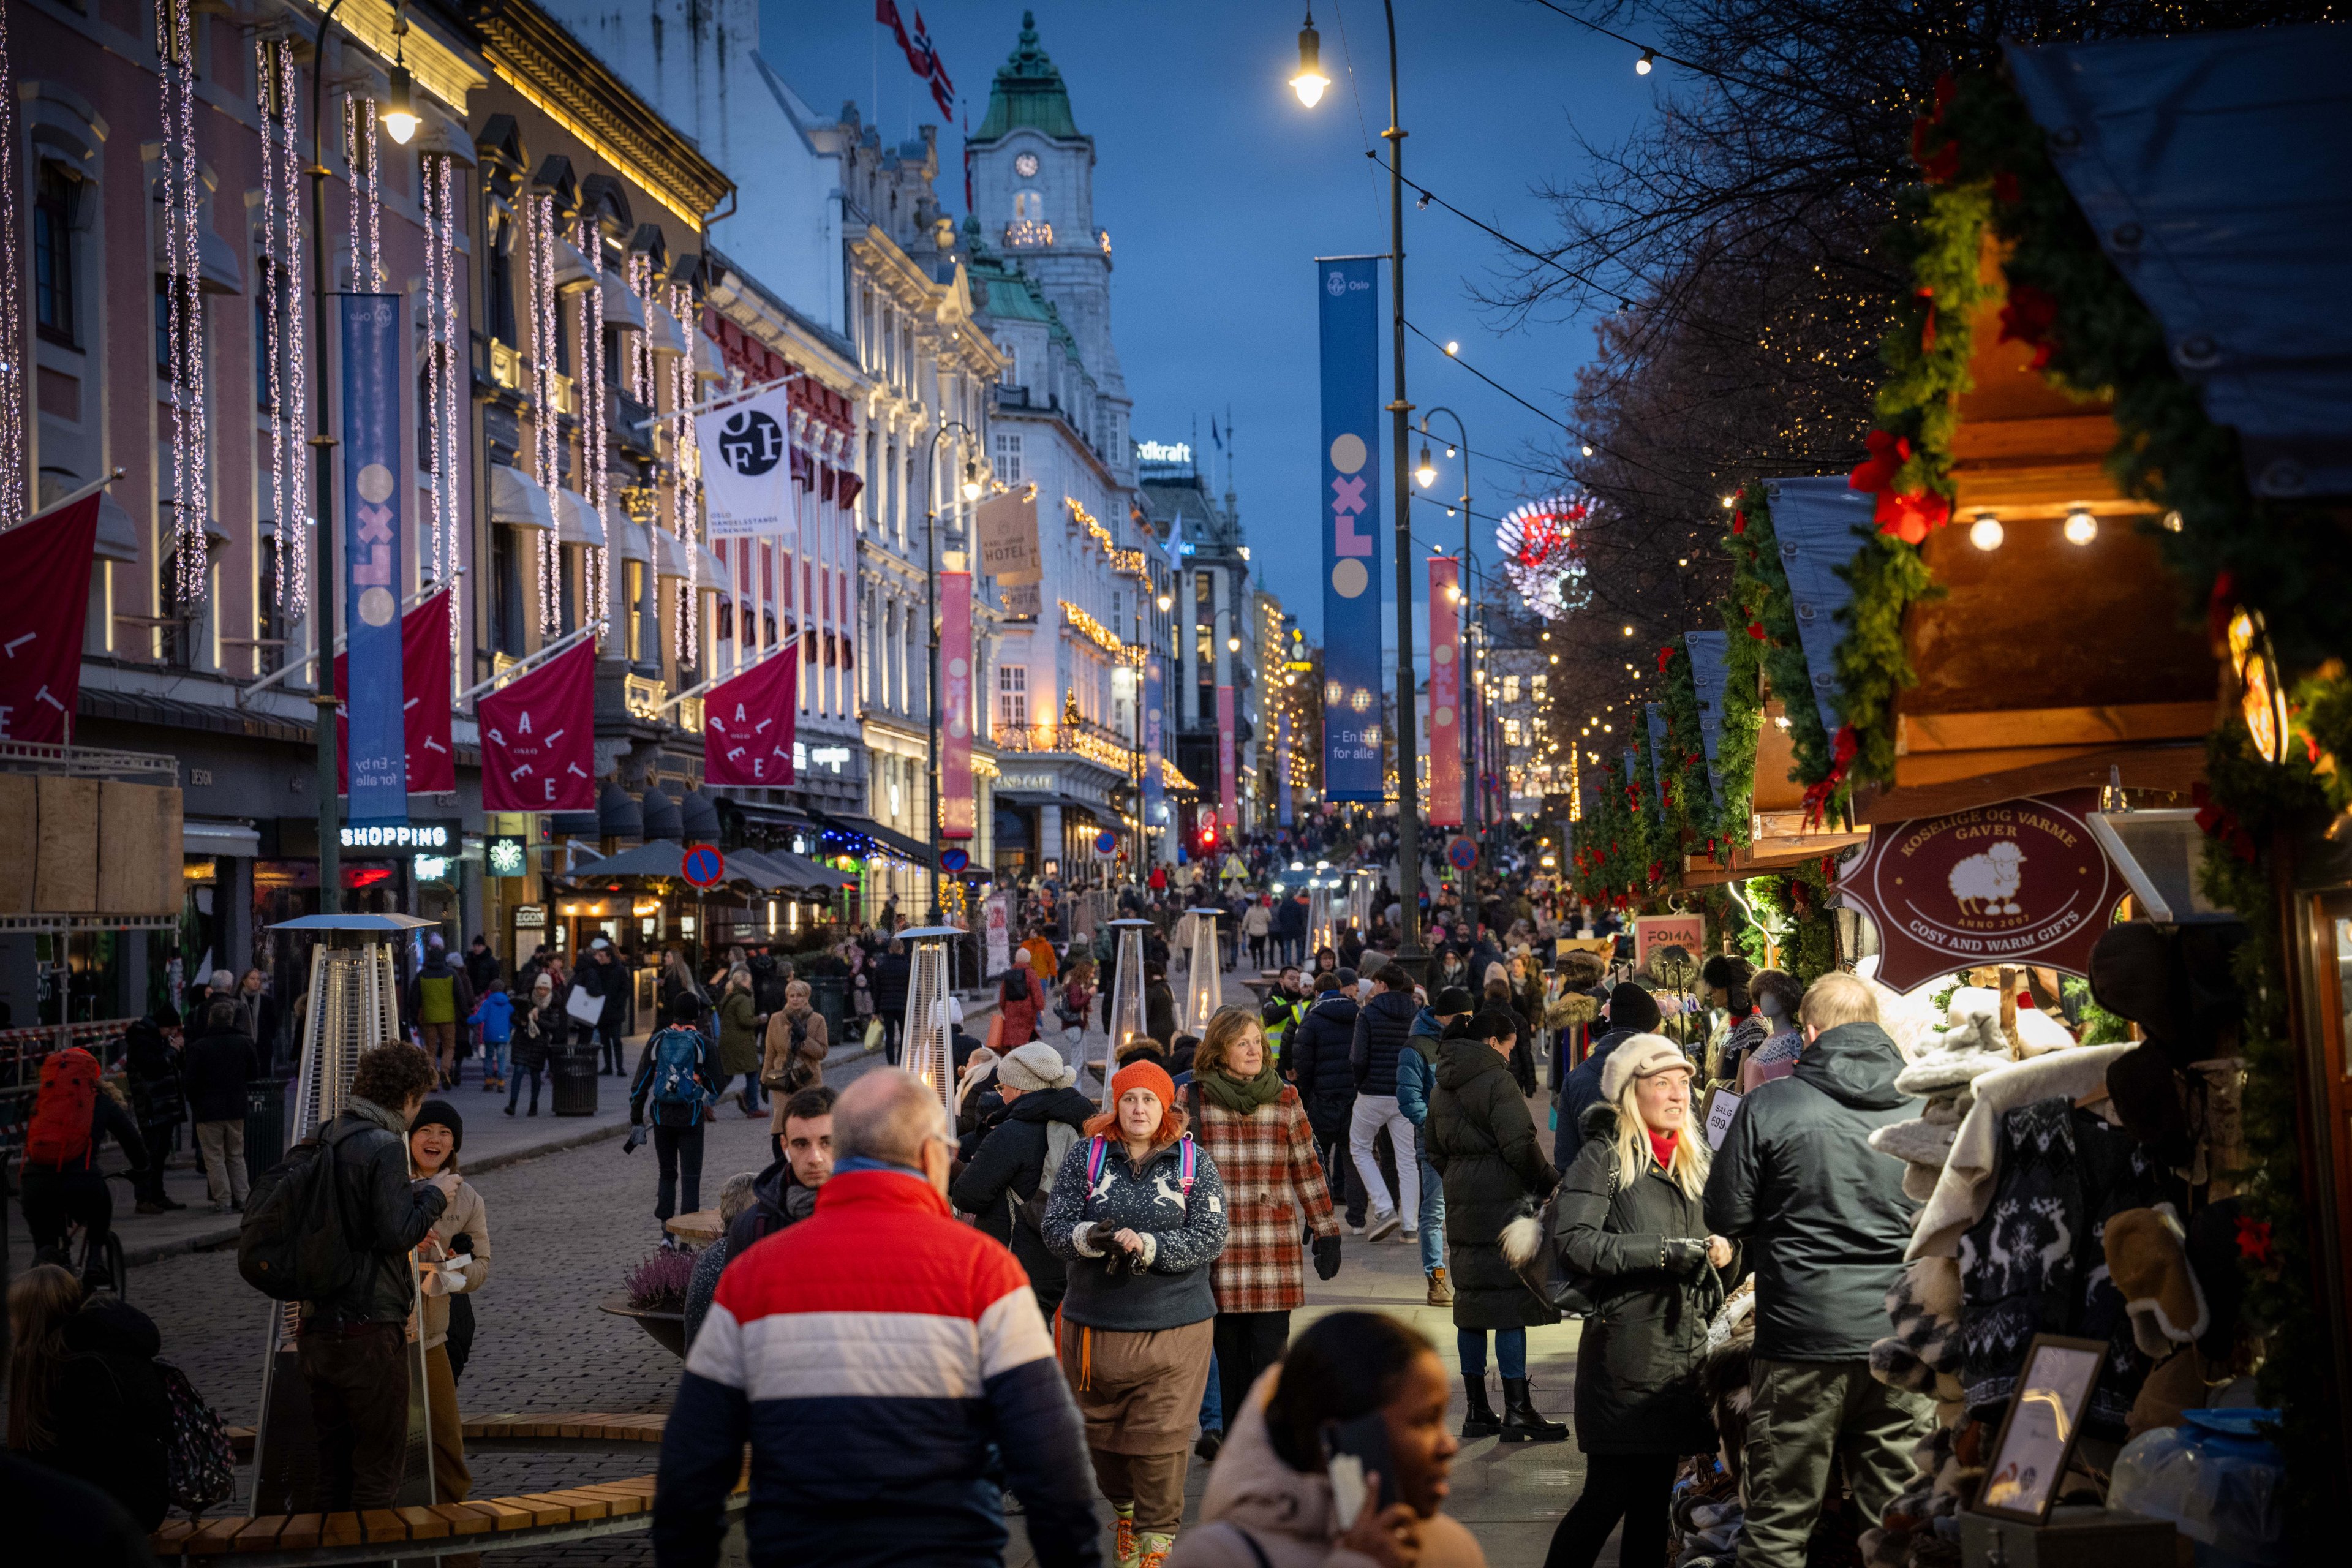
[1837,788,2118,991]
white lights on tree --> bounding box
[1496,493,1595,620]
[0,3,23,529]
[158,0,210,608]
[530,194,562,635]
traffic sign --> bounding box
[1446,836,1480,871]
[680,843,728,889]
[1095,829,1118,855]
[941,848,970,873]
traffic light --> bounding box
[1199,826,1219,850]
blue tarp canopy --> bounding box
[1684,630,1730,807]
[2008,23,2352,498]
[1765,477,1872,739]
[1644,703,1670,809]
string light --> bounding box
[579,218,611,636]
[256,39,292,626]
[531,193,562,635]
[159,0,209,610]
[422,151,464,680]
[0,2,23,529]
[668,280,701,665]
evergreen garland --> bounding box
[1658,638,1725,851]
[1720,483,1839,790]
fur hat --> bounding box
[1869,1117,1958,1167]
[1598,1032,1691,1102]
[1109,1058,1175,1112]
[2103,1205,2209,1359]
[998,1041,1076,1093]
[1606,981,1662,1035]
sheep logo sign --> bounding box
[1836,788,2119,992]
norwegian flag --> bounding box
[915,10,954,117]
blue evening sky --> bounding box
[758,0,1657,648]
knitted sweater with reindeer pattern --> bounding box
[1041,1133,1229,1333]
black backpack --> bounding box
[238,1123,364,1303]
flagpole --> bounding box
[626,370,805,433]
[238,571,464,703]
[655,632,799,712]
[20,467,124,524]
[453,619,605,706]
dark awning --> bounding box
[810,810,932,864]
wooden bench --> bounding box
[154,1414,742,1564]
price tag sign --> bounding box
[680,843,728,889]
[1703,1087,1743,1150]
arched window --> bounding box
[1012,189,1046,222]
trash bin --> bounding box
[807,974,848,1054]
[244,1076,287,1189]
[550,1044,601,1117]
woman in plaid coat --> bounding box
[1185,1005,1344,1432]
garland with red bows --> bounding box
[1717,481,1850,817]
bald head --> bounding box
[832,1068,950,1169]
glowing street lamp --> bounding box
[1291,9,1330,107]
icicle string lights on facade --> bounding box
[342,95,382,292]
[530,193,560,635]
[627,252,655,408]
[667,280,699,663]
[273,38,307,611]
[578,219,609,635]
[421,151,465,630]
[0,2,24,529]
[158,0,209,606]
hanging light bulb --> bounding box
[382,26,420,146]
[2064,507,2098,545]
[1415,443,1436,488]
[1580,443,1594,457]
[1444,340,1459,356]
[1290,9,1329,107]
[1969,511,2005,551]
[960,458,982,502]
[1636,47,1657,75]
[1444,444,1457,459]
[1227,634,1242,653]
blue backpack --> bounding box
[648,1027,706,1110]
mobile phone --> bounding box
[1322,1412,1396,1529]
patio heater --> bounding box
[1101,916,1156,1108]
[1182,906,1226,1035]
[1349,870,1376,939]
[899,925,964,1107]
[1306,878,1335,958]
[252,912,440,1515]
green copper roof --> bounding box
[971,12,1080,142]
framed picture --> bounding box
[1971,1333,2108,1524]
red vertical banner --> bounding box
[1427,557,1463,828]
[0,494,102,742]
[940,570,974,839]
[480,641,596,812]
[1217,684,1238,826]
[336,587,456,793]
[703,641,798,785]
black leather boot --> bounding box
[1499,1376,1568,1442]
[1460,1376,1502,1439]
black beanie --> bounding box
[411,1098,463,1154]
[1607,982,1662,1034]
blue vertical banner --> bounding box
[341,294,408,828]
[1645,703,1670,810]
[1278,709,1295,827]
[1142,653,1165,835]
[1317,256,1382,801]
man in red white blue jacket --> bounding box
[653,1069,1101,1567]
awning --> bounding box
[183,818,260,857]
[158,503,231,562]
[552,236,596,292]
[94,491,139,563]
[555,489,606,548]
[645,299,689,358]
[653,525,692,580]
[491,466,556,532]
[611,514,652,565]
[710,793,821,833]
[677,786,724,841]
[693,541,728,590]
[598,779,643,841]
[600,270,647,333]
[639,782,684,840]
[764,846,858,889]
[565,839,687,883]
[693,332,729,385]
[812,810,933,864]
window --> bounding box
[1012,189,1046,222]
[484,205,518,346]
[1504,718,1522,747]
[34,167,79,347]
[1501,674,1520,703]
[1531,673,1547,698]
[624,560,647,663]
[993,432,1022,485]
[998,339,1019,388]
[998,663,1027,729]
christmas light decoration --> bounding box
[0,2,23,529]
[254,37,308,614]
[341,95,382,292]
[529,193,561,635]
[578,219,611,636]
[666,280,700,665]
[421,151,464,680]
[1496,493,1594,620]
[158,0,210,607]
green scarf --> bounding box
[1200,1061,1285,1114]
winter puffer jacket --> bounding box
[1428,1036,1559,1331]
[951,1084,1097,1300]
[311,1095,450,1327]
[722,1155,818,1263]
[1287,993,1359,1131]
[995,971,1040,1047]
[1348,988,1419,1097]
[1042,1133,1229,1333]
[1555,1104,1729,1455]
[1703,1021,1919,1360]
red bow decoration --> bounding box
[1747,621,1768,641]
[1648,860,1665,888]
[1800,724,1861,828]
[1873,488,1953,545]
[1849,429,1910,495]
[1732,510,1749,535]
[1657,645,1676,674]
[1998,284,2060,370]
[1910,72,1961,184]
[2236,1215,2274,1267]
[2192,782,2260,865]
[1918,286,1938,354]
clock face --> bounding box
[1014,152,1040,178]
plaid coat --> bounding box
[1188,1083,1338,1313]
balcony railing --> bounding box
[993,718,1137,772]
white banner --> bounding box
[698,387,794,537]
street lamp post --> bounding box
[924,420,983,923]
[1293,4,1424,976]
[1417,405,1472,835]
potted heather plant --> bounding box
[598,1246,698,1358]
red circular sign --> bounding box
[680,843,728,889]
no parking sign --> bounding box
[681,843,728,889]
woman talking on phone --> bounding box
[1172,1310,1485,1567]
[1542,1035,1734,1568]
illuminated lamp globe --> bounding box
[2064,508,2098,546]
[1291,13,1330,107]
[1969,513,2004,551]
[382,64,420,145]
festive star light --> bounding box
[1496,493,1595,621]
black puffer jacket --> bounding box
[36,1296,173,1528]
[952,1084,1096,1309]
[723,1155,818,1264]
[1349,988,1419,1097]
[120,1017,184,1125]
[1703,1021,1918,1360]
[1287,992,1359,1131]
[1427,1036,1559,1331]
[182,1027,260,1123]
[1556,1105,1729,1455]
[312,1096,449,1325]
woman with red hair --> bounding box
[1042,1059,1230,1568]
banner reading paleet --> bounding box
[1143,654,1165,831]
[1277,709,1294,827]
[1427,556,1462,828]
[940,571,974,839]
[1317,256,1382,801]
[341,294,407,829]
